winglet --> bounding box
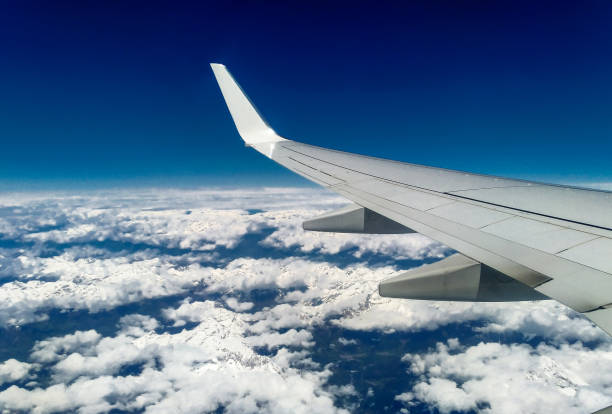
[210,63,286,145]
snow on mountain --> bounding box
[0,188,609,413]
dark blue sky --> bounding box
[2,1,612,188]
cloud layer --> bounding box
[0,187,609,413]
[398,339,612,414]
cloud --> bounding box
[3,187,445,261]
[0,303,349,414]
[0,251,210,326]
[246,329,315,350]
[0,187,450,328]
[0,359,34,386]
[203,257,607,344]
[1,187,344,252]
[0,187,610,413]
[397,339,612,414]
[31,330,102,364]
[162,299,220,326]
[24,207,267,251]
[334,297,608,342]
[224,297,254,312]
[337,338,357,346]
[396,377,476,413]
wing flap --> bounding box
[428,202,512,228]
[481,216,599,254]
[558,237,612,274]
[448,185,612,230]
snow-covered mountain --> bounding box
[0,188,608,413]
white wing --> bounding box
[211,63,612,337]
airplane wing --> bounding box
[210,63,612,337]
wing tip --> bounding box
[210,63,287,145]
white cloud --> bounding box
[163,299,223,326]
[0,187,610,413]
[203,257,333,293]
[398,339,612,414]
[0,302,349,414]
[24,207,267,251]
[0,384,74,414]
[0,187,344,252]
[334,297,608,342]
[31,330,102,364]
[0,251,209,326]
[396,377,476,413]
[203,257,607,344]
[0,359,34,386]
[246,329,315,350]
[4,187,445,260]
[225,297,254,312]
[0,188,449,328]
[337,338,357,346]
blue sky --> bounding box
[1,1,612,188]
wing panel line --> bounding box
[447,193,612,233]
[333,182,612,312]
[279,143,612,234]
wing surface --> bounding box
[211,64,612,336]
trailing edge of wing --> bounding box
[210,63,286,146]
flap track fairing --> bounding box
[303,204,414,234]
[379,253,548,302]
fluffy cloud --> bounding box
[0,303,348,414]
[225,297,254,312]
[1,188,343,252]
[335,297,608,343]
[0,359,34,386]
[202,256,607,343]
[0,251,209,326]
[397,339,612,414]
[0,187,610,414]
[24,207,266,251]
[31,330,102,363]
[2,187,445,260]
[0,187,449,328]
